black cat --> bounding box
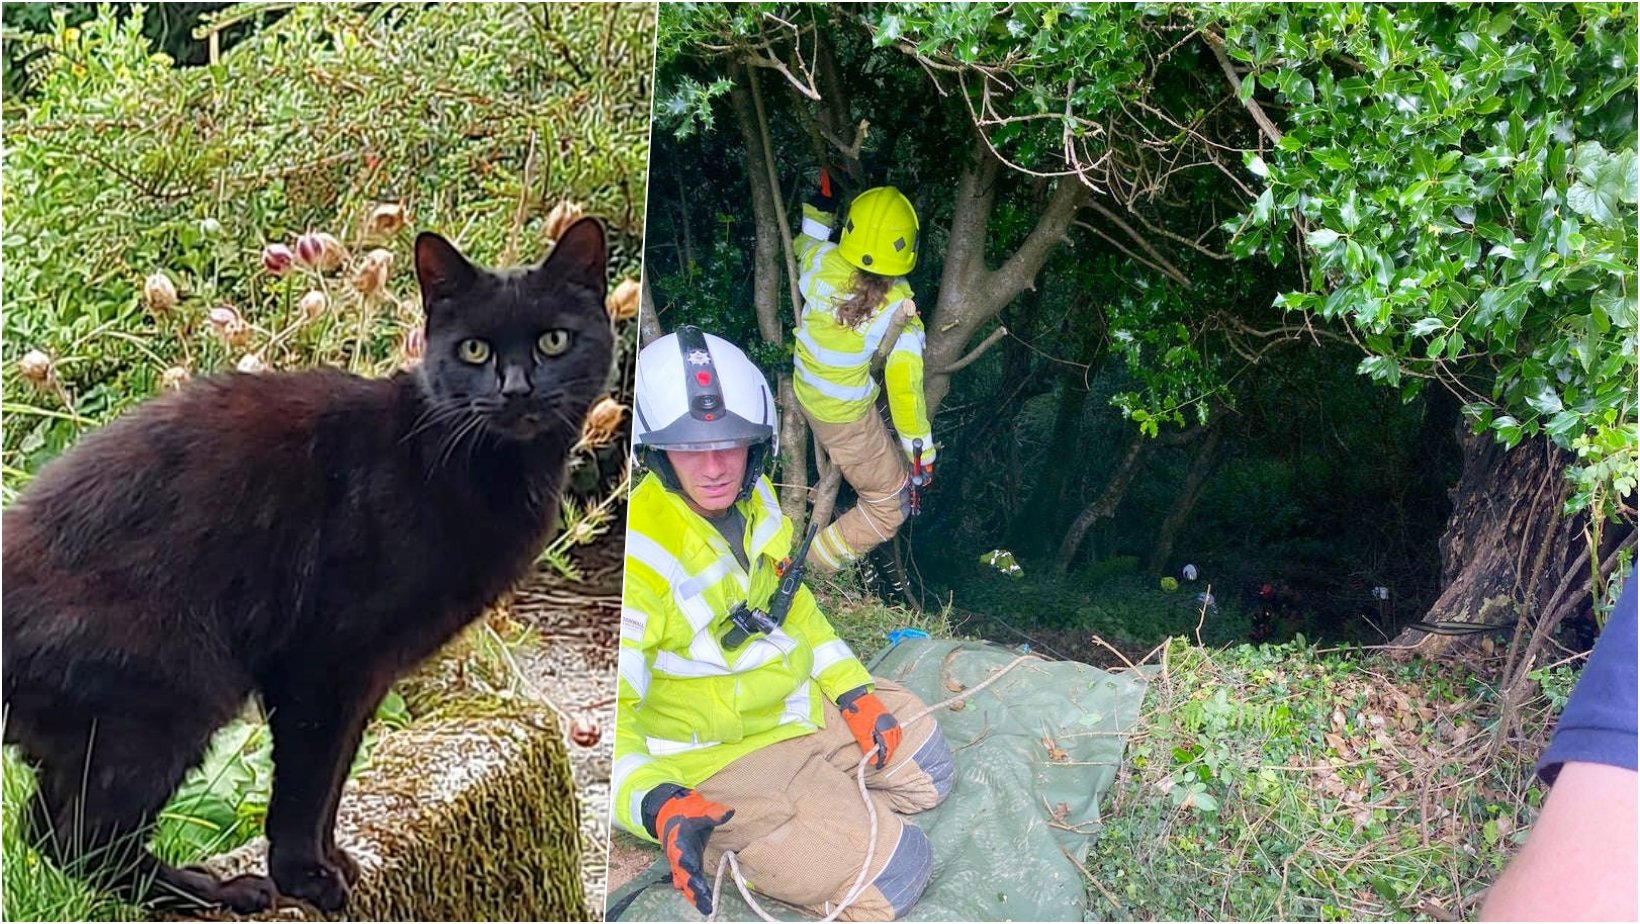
[2,219,614,912]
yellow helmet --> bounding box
[837,186,918,276]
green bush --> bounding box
[1087,638,1553,920]
[2,3,651,510]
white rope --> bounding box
[706,653,1040,922]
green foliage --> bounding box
[1087,638,1552,920]
[2,3,650,528]
[977,548,1023,578]
[809,571,957,662]
[1219,3,1638,518]
[1,752,141,921]
[956,570,1255,651]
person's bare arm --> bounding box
[1481,760,1639,921]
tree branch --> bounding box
[1202,29,1284,147]
[982,175,1089,306]
[746,65,805,329]
[935,326,1008,374]
[1079,200,1192,287]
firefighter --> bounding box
[793,173,933,572]
[616,327,955,920]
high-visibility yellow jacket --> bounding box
[794,202,936,465]
[614,472,874,841]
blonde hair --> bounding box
[834,271,894,330]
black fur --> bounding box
[2,219,613,912]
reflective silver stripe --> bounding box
[619,647,651,702]
[657,637,789,677]
[861,304,904,355]
[811,529,842,569]
[780,679,815,725]
[675,558,730,605]
[626,533,681,584]
[628,788,646,835]
[748,481,782,555]
[686,630,728,670]
[646,734,722,756]
[798,242,835,298]
[810,639,854,677]
[620,605,648,642]
[796,363,876,401]
[612,753,652,797]
[630,535,729,633]
[899,435,931,455]
[891,325,925,354]
[654,649,731,677]
[801,216,831,240]
[797,326,873,368]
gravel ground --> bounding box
[507,536,622,917]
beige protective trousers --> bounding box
[802,407,909,573]
[695,679,955,921]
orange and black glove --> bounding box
[808,166,838,213]
[837,685,902,769]
[642,783,734,915]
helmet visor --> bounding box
[636,408,772,451]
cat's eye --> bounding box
[458,338,491,364]
[538,329,573,357]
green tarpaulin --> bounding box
[609,639,1152,922]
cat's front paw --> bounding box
[270,852,351,912]
[327,843,361,888]
[214,873,280,914]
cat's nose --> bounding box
[500,365,531,399]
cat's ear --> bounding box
[415,232,478,303]
[541,217,607,298]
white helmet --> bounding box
[633,326,778,501]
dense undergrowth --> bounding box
[1084,638,1559,921]
[810,585,1561,923]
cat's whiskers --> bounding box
[400,400,473,445]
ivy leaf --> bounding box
[1525,385,1564,415]
[1306,228,1341,248]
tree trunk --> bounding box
[729,64,808,514]
[728,67,786,348]
[673,160,696,268]
[1009,378,1091,555]
[1146,425,1224,573]
[923,138,1088,418]
[1388,432,1611,655]
[638,273,662,347]
[1056,430,1149,572]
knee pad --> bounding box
[909,729,956,803]
[870,823,933,919]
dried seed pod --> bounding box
[580,396,626,448]
[261,243,295,276]
[569,716,601,748]
[161,366,191,390]
[399,326,425,364]
[352,248,394,295]
[236,353,267,374]
[144,271,179,313]
[208,306,251,348]
[18,349,53,384]
[366,202,406,237]
[206,305,240,332]
[298,289,328,320]
[295,231,346,272]
[606,278,640,322]
[545,200,584,240]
